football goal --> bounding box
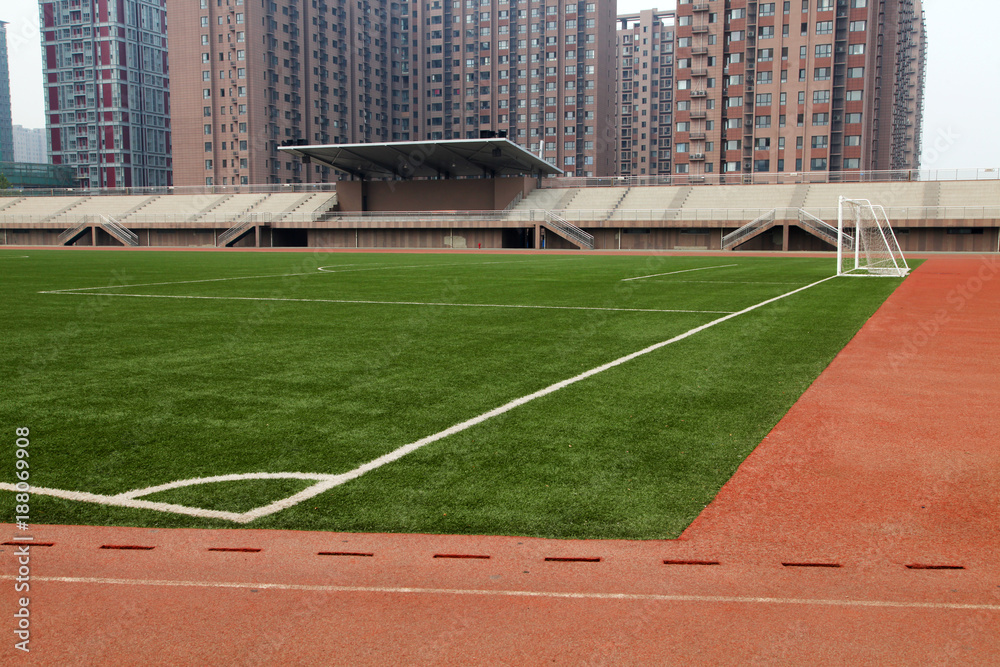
[837,196,909,277]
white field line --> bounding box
[669,280,807,286]
[0,274,836,523]
[41,291,735,315]
[621,264,739,282]
[7,575,1000,611]
[40,258,564,294]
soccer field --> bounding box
[0,249,907,539]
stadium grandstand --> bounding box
[1,140,997,253]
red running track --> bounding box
[2,256,999,664]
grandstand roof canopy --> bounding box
[278,139,562,180]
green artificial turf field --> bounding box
[0,248,909,539]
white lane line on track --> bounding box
[621,264,739,282]
[39,291,735,315]
[7,576,999,611]
[0,274,834,523]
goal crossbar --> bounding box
[837,196,909,277]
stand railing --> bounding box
[216,214,257,247]
[798,209,851,249]
[722,209,776,249]
[100,215,139,246]
[543,211,594,249]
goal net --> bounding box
[837,196,909,277]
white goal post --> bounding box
[837,196,910,277]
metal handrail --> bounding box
[217,214,257,247]
[99,215,139,246]
[544,211,594,249]
[797,209,850,249]
[722,209,776,249]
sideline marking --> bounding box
[8,575,1000,611]
[622,264,739,282]
[41,291,734,315]
[0,274,836,523]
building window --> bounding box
[816,21,833,35]
[811,136,828,148]
[815,44,832,58]
[850,20,867,32]
[848,43,865,55]
[755,115,771,128]
[847,67,864,78]
[845,135,862,146]
[846,112,862,123]
[810,157,828,170]
[812,113,829,125]
[844,158,861,168]
[813,90,830,104]
[846,90,863,101]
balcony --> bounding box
[692,47,709,55]
[692,25,709,34]
[690,153,706,161]
[690,110,707,119]
[691,69,708,77]
[690,132,707,140]
[693,3,710,11]
[690,90,708,98]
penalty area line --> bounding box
[39,291,734,315]
[622,264,739,282]
[8,576,1000,611]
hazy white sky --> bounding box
[3,0,998,169]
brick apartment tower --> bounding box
[169,0,618,185]
[616,9,675,177]
[412,0,618,177]
[0,21,17,163]
[671,0,925,179]
[39,0,171,188]
[167,0,413,187]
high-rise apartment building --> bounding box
[38,0,171,188]
[167,0,412,187]
[412,0,618,177]
[0,21,15,163]
[669,0,925,178]
[616,9,674,177]
[167,0,924,185]
[169,0,619,185]
[13,125,49,163]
